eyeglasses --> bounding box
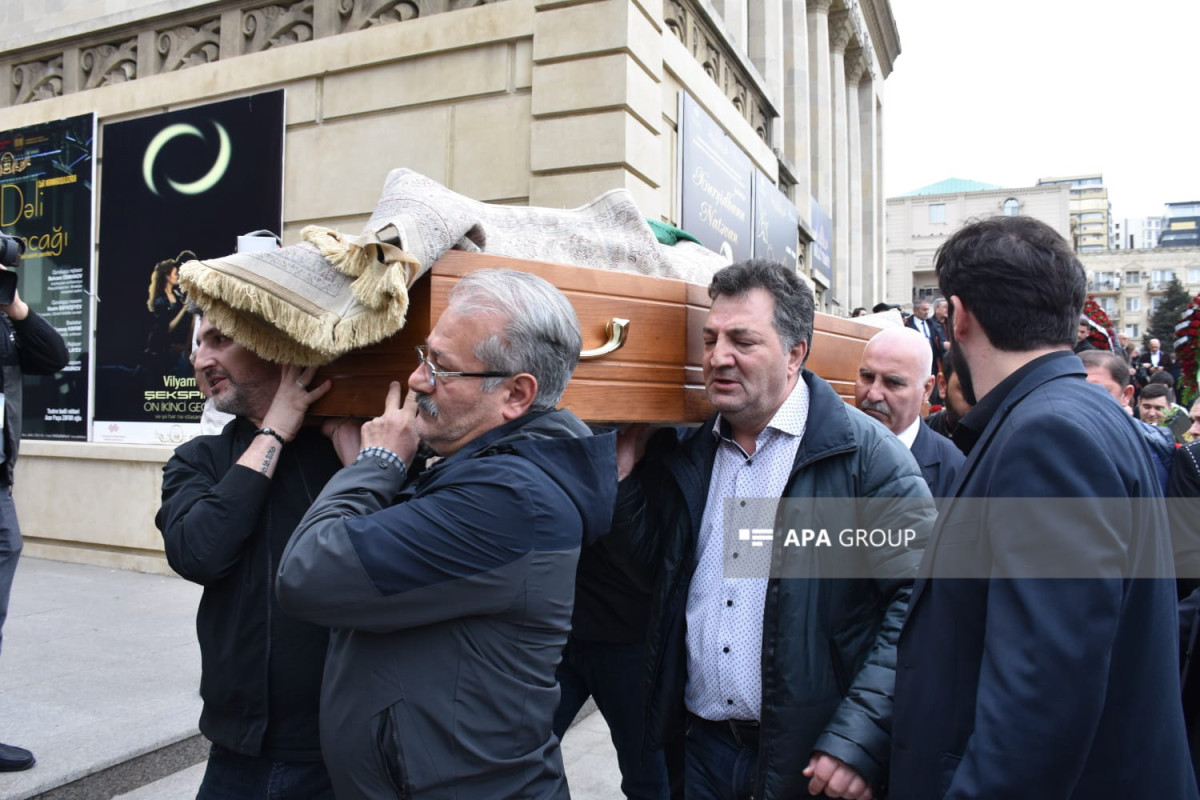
[415,346,512,387]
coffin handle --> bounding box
[579,318,630,359]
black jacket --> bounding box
[0,310,69,486]
[157,419,341,760]
[613,371,934,798]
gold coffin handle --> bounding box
[579,318,630,360]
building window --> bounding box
[1100,297,1116,313]
[1126,324,1139,338]
[1125,270,1141,284]
[1152,269,1176,284]
[1188,268,1200,284]
[1003,198,1020,216]
[929,204,945,224]
[1125,297,1140,312]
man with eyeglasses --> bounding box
[277,268,618,799]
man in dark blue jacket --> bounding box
[891,215,1197,799]
[615,260,935,800]
[0,277,68,771]
[277,269,617,799]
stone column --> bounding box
[748,0,784,124]
[858,73,880,306]
[844,47,867,310]
[806,0,832,210]
[529,0,663,213]
[828,8,853,308]
[713,0,748,51]
[781,0,810,208]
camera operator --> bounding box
[0,235,69,772]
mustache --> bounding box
[859,400,890,416]
[415,392,439,419]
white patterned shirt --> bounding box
[685,377,810,721]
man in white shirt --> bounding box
[614,260,934,800]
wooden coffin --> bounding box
[310,251,879,422]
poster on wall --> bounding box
[0,113,96,441]
[752,169,799,268]
[93,90,284,445]
[809,198,833,289]
[678,92,753,262]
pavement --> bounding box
[0,557,622,799]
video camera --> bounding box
[0,233,24,305]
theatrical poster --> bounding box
[93,91,284,445]
[0,113,96,440]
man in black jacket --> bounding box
[0,276,68,771]
[615,260,934,800]
[156,314,344,799]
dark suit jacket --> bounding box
[1140,349,1175,371]
[909,419,964,502]
[891,354,1196,799]
[906,315,944,374]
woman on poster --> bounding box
[141,250,195,376]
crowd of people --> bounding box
[144,214,1200,800]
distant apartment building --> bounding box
[1036,174,1112,252]
[885,178,1071,307]
[1160,201,1200,248]
[1079,248,1200,341]
[1114,216,1164,250]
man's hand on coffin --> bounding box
[260,364,332,442]
[360,381,420,468]
[616,424,653,480]
[321,416,367,466]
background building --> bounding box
[0,0,902,570]
[1036,173,1112,252]
[1160,201,1200,248]
[1078,247,1200,341]
[885,178,1071,307]
[1114,215,1164,250]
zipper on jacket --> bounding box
[376,706,413,800]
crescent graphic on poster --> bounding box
[142,122,232,196]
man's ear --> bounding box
[922,375,935,405]
[787,339,809,378]
[500,374,539,420]
[1121,384,1135,408]
[949,296,972,344]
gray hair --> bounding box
[447,269,582,412]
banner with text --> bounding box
[93,91,284,445]
[752,169,799,268]
[0,113,95,440]
[679,92,753,262]
[809,197,833,287]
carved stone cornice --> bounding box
[844,46,868,86]
[663,0,775,142]
[1,0,509,107]
[808,0,834,14]
[828,9,856,54]
[12,56,64,104]
[244,0,315,52]
[337,0,419,33]
[156,20,221,72]
[80,39,137,90]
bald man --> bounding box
[855,327,964,500]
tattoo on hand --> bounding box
[260,446,277,474]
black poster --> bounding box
[94,91,283,444]
[0,113,95,440]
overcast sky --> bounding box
[883,0,1200,220]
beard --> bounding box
[949,341,978,407]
